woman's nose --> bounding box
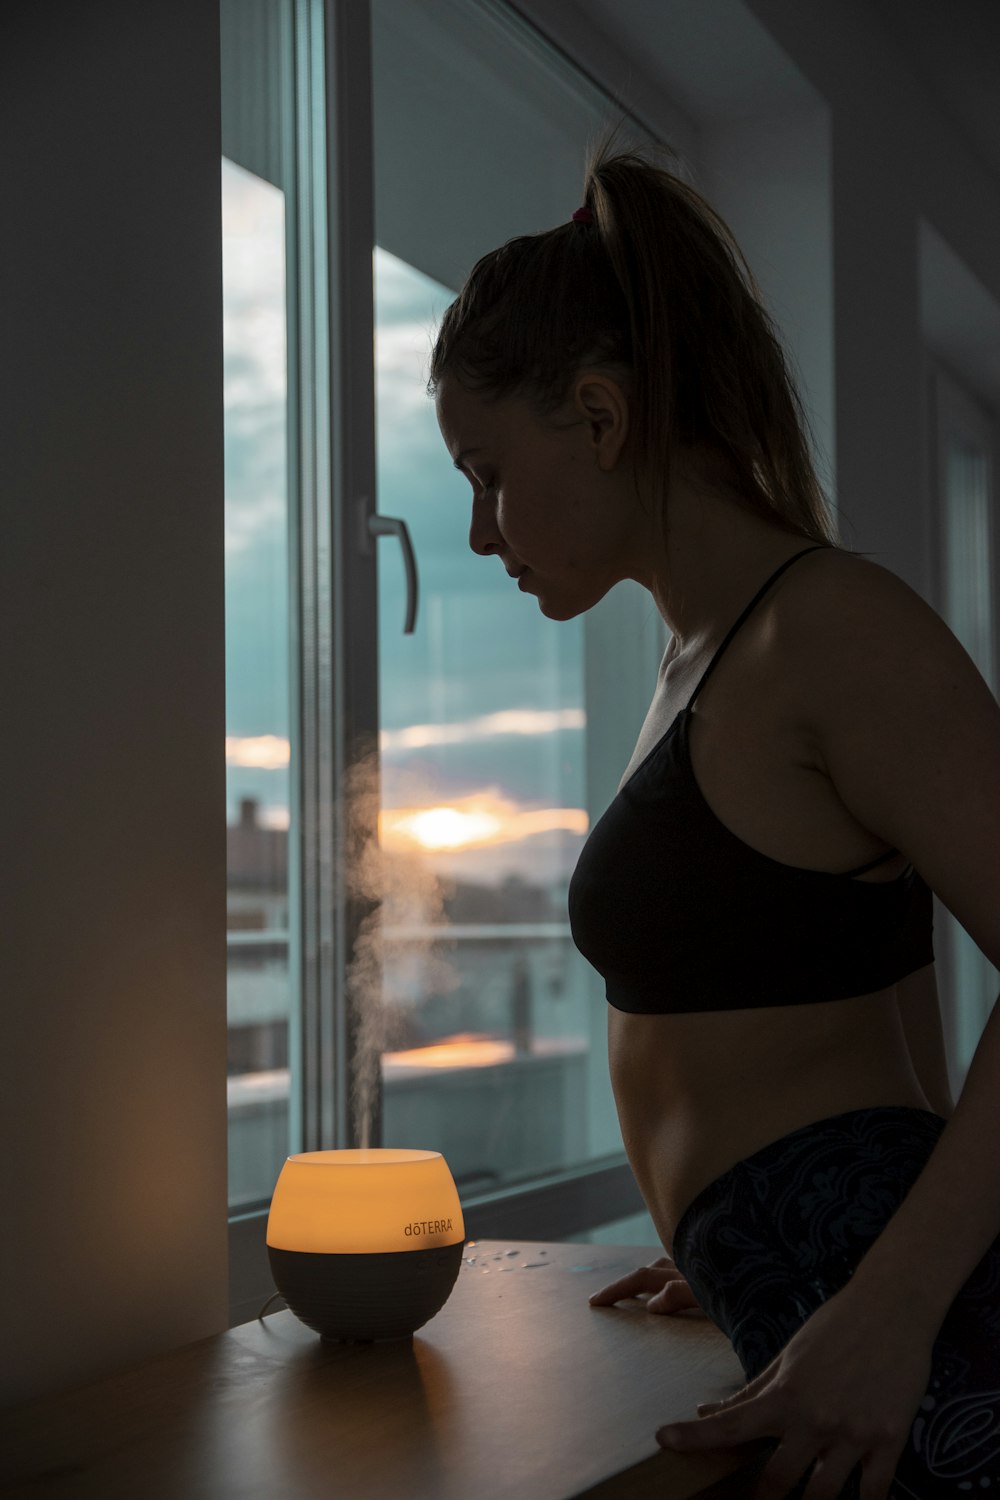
[469,495,502,558]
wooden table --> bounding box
[0,1240,773,1499]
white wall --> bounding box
[702,106,836,527]
[734,0,1000,1098]
[0,0,229,1407]
[744,0,1000,597]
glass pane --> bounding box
[942,426,998,1076]
[221,1,297,1211]
[944,438,994,692]
[370,0,661,1196]
[373,251,588,1188]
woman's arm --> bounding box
[895,961,955,1119]
[792,556,1000,1326]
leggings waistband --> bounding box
[672,1105,947,1266]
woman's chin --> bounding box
[536,594,590,622]
[531,578,613,621]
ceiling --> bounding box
[867,0,1000,182]
[567,0,1000,183]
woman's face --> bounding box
[434,371,642,621]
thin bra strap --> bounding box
[685,543,906,879]
[687,545,833,711]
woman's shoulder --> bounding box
[777,545,946,651]
[776,542,1000,964]
[773,541,986,763]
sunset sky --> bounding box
[221,156,596,883]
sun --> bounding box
[379,792,589,854]
[389,806,504,851]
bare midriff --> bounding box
[609,544,934,1257]
[608,989,932,1257]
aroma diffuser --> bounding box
[266,1148,466,1342]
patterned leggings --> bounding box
[671,1108,1000,1498]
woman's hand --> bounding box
[589,1254,706,1317]
[654,1281,933,1499]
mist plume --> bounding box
[340,741,461,1150]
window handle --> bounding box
[365,510,419,634]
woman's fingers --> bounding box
[646,1278,702,1314]
[589,1259,694,1310]
[589,1267,670,1304]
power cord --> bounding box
[257,1290,287,1322]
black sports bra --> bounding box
[567,545,934,1013]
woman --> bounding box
[430,120,1000,1498]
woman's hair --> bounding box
[426,115,839,553]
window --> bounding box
[223,0,671,1317]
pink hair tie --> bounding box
[571,205,594,224]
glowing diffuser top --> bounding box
[266,1148,465,1254]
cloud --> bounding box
[226,735,290,769]
[224,483,285,558]
[225,708,585,768]
[381,707,585,750]
[222,158,288,559]
[221,158,287,408]
[381,791,588,853]
[374,247,449,426]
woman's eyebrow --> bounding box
[453,447,485,470]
